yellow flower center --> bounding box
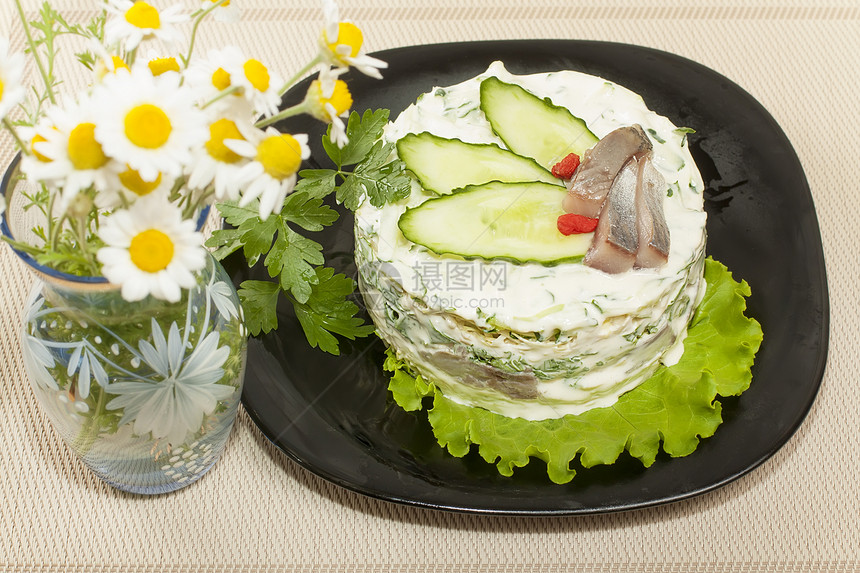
[0,79,4,101]
[257,134,302,180]
[308,79,353,120]
[125,1,161,30]
[205,118,244,164]
[31,133,52,163]
[212,67,232,91]
[148,57,180,76]
[210,0,231,6]
[111,56,130,73]
[243,59,270,92]
[129,229,174,273]
[95,56,129,80]
[67,123,109,171]
[326,22,363,60]
[124,104,172,149]
[119,167,162,196]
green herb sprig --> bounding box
[207,108,411,355]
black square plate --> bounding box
[226,40,829,515]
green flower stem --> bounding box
[13,0,56,105]
[49,212,68,252]
[168,176,187,203]
[31,184,50,219]
[0,235,43,256]
[174,183,199,215]
[126,46,138,67]
[43,187,56,242]
[72,216,100,276]
[202,85,242,109]
[176,181,214,222]
[184,188,215,220]
[72,384,108,457]
[256,102,309,129]
[181,0,229,67]
[278,56,322,96]
[1,118,31,155]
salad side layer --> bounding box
[384,258,763,484]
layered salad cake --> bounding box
[355,61,707,420]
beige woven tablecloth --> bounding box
[1,1,858,571]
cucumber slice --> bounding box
[396,132,559,195]
[480,77,600,170]
[398,181,592,265]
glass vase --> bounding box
[2,157,248,494]
[19,255,247,494]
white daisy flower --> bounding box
[185,46,282,117]
[86,40,132,80]
[140,48,181,77]
[106,318,234,445]
[186,114,255,202]
[0,37,26,121]
[17,129,43,162]
[21,98,122,212]
[97,195,207,303]
[93,69,208,182]
[228,53,284,118]
[201,0,240,23]
[304,66,353,148]
[99,54,132,77]
[97,165,175,209]
[319,0,387,79]
[183,47,249,114]
[17,121,54,177]
[224,127,310,220]
[104,0,188,52]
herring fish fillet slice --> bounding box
[584,156,640,273]
[562,124,652,218]
[635,157,671,268]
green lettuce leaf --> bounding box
[382,258,763,484]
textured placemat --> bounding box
[0,1,858,572]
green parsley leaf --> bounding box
[205,227,244,261]
[323,109,390,168]
[237,280,281,336]
[335,170,364,211]
[280,191,339,232]
[336,141,411,210]
[291,267,376,355]
[294,169,338,200]
[239,214,278,268]
[349,140,411,208]
[216,201,263,227]
[207,202,270,261]
[264,222,324,304]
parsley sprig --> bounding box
[207,109,411,355]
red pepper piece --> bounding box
[551,153,581,179]
[557,213,599,235]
